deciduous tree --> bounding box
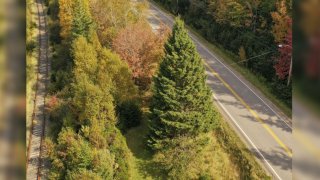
[46,34,137,179]
[274,21,292,80]
[58,0,92,40]
[271,0,291,43]
[209,0,252,27]
[113,20,168,89]
[96,48,138,103]
[58,0,75,39]
[89,0,145,46]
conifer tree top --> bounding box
[171,17,188,39]
[149,18,217,149]
[164,17,197,58]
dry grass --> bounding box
[26,0,39,150]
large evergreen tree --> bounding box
[148,18,218,178]
[149,18,217,148]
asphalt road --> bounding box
[147,2,293,179]
[293,99,320,180]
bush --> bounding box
[117,100,142,132]
[49,21,61,44]
[49,70,71,93]
[271,77,292,107]
[199,174,212,180]
[26,40,36,52]
[107,128,135,179]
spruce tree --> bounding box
[148,18,218,179]
[148,18,217,150]
[71,0,93,39]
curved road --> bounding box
[26,0,49,179]
[147,2,292,179]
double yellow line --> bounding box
[148,5,292,157]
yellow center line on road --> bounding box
[203,61,292,157]
[148,9,292,158]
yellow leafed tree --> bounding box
[271,0,291,43]
[89,0,146,46]
[58,0,75,39]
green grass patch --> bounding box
[124,92,241,179]
[125,106,166,180]
[150,0,291,118]
[216,117,271,179]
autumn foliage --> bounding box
[274,19,292,80]
[156,0,292,106]
[113,21,170,89]
[272,0,292,81]
[58,0,75,39]
[89,0,146,47]
[271,0,291,43]
[47,96,58,112]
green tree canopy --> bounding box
[148,18,218,178]
[71,0,93,38]
[47,34,137,179]
[149,18,217,149]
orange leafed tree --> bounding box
[112,21,170,88]
[271,0,291,43]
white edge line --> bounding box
[149,4,285,179]
[212,94,282,180]
[149,2,292,130]
[194,37,292,129]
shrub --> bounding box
[117,100,142,131]
[49,70,70,93]
[49,21,61,44]
[26,40,36,52]
[199,174,212,180]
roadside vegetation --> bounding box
[26,0,38,149]
[42,0,268,179]
[153,0,292,114]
